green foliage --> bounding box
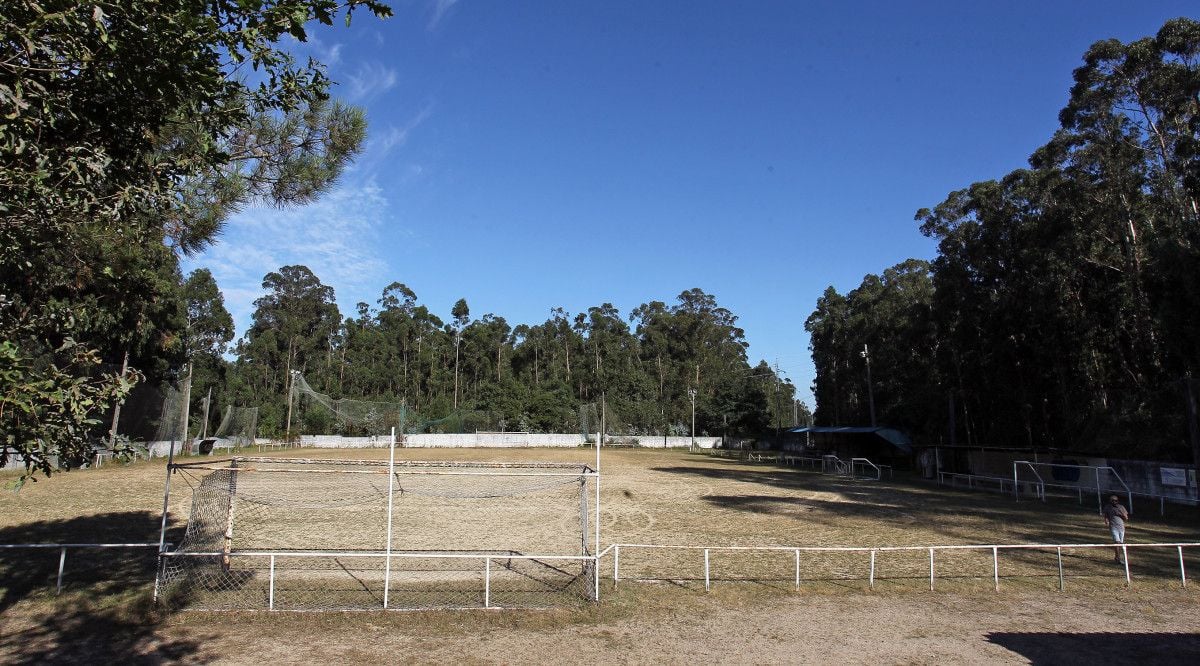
[238,275,784,438]
[810,18,1200,460]
[1,0,389,477]
[0,339,139,483]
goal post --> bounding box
[1013,460,1132,513]
[156,451,599,610]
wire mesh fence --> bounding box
[156,456,598,610]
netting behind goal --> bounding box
[211,406,258,448]
[158,457,597,611]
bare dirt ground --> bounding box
[2,447,1199,664]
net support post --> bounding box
[269,555,276,610]
[383,427,396,609]
[1179,546,1187,589]
[1123,546,1130,585]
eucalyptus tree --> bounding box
[180,268,236,435]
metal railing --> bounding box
[938,471,1015,494]
[603,542,1200,592]
[940,470,1193,516]
[0,542,163,594]
[159,550,598,611]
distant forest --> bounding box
[806,19,1200,463]
[180,271,801,440]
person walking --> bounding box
[1102,494,1130,564]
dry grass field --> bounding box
[2,446,1200,664]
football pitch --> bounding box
[2,447,1199,663]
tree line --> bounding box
[222,266,800,440]
[806,18,1200,464]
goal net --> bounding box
[211,406,258,449]
[157,455,598,611]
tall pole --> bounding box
[594,396,601,602]
[179,362,193,455]
[383,427,396,608]
[861,344,876,427]
[1185,377,1200,475]
[285,370,297,443]
[688,388,697,451]
[200,387,212,439]
[453,332,461,409]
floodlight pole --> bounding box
[861,344,877,427]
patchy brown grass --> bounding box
[3,447,1200,663]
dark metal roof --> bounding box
[787,426,914,454]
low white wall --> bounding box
[142,433,723,454]
[294,433,722,449]
[603,435,720,449]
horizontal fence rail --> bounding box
[604,542,1200,593]
[158,550,599,611]
[0,543,164,594]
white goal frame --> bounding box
[154,428,603,610]
[1013,460,1132,514]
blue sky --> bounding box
[185,1,1197,405]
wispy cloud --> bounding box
[348,101,435,177]
[183,183,392,337]
[377,101,434,154]
[343,62,398,102]
[428,0,460,31]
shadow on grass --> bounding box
[987,631,1200,665]
[0,512,208,663]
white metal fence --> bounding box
[158,550,596,611]
[603,542,1200,592]
[0,543,162,594]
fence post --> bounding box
[794,549,800,591]
[1057,547,1064,592]
[269,555,275,610]
[1179,546,1187,589]
[929,548,935,591]
[992,546,999,592]
[56,547,67,594]
[614,545,620,587]
[869,550,876,590]
[485,557,492,608]
[704,549,710,592]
